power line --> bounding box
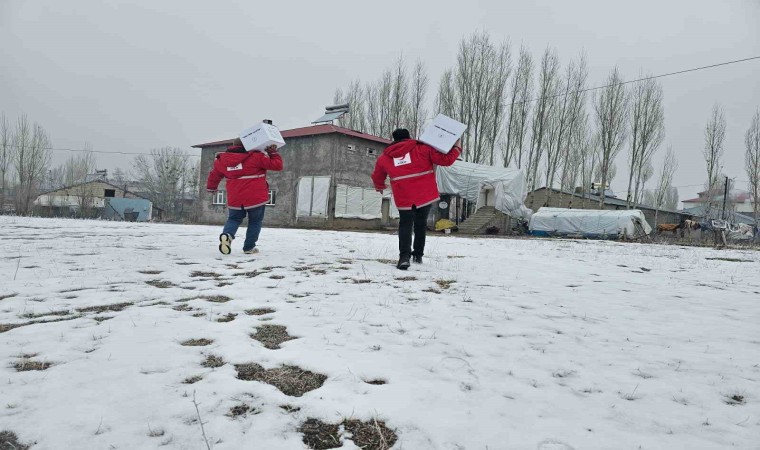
[509,55,760,107]
[3,143,200,158]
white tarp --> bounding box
[436,160,532,218]
[529,207,652,238]
[335,184,382,219]
[296,176,331,218]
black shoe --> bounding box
[412,255,423,264]
[396,256,410,270]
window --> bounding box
[366,147,377,157]
[212,190,226,205]
[346,144,356,152]
[104,189,116,198]
[266,190,276,206]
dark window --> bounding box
[104,189,116,198]
[266,190,276,206]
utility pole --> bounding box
[721,176,730,220]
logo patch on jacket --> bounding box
[393,153,412,167]
[227,163,243,171]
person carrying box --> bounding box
[207,136,283,255]
[371,128,462,270]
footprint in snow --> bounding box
[537,439,576,450]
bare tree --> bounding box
[333,80,366,132]
[436,31,511,164]
[526,46,560,191]
[406,60,429,138]
[435,69,457,119]
[651,146,678,225]
[389,55,410,134]
[0,113,12,211]
[745,108,760,230]
[13,116,52,215]
[626,75,665,208]
[703,103,726,215]
[503,46,533,168]
[110,167,129,188]
[593,67,628,208]
[546,53,588,201]
[64,144,98,216]
[133,147,193,221]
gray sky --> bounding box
[2,0,759,203]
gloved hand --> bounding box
[265,145,278,154]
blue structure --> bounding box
[103,198,153,222]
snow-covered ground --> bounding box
[1,216,758,450]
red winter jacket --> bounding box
[206,145,283,209]
[371,139,460,210]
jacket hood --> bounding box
[383,139,417,158]
[215,148,250,166]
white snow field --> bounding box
[1,216,758,450]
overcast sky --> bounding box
[2,0,759,202]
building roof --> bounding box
[683,190,753,204]
[38,179,154,203]
[192,124,392,148]
[531,187,687,216]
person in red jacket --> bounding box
[206,138,283,255]
[371,128,461,270]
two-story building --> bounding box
[193,124,399,229]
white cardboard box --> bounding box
[239,122,286,151]
[419,114,467,154]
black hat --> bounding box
[392,128,411,142]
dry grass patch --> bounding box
[251,325,296,349]
[145,280,177,288]
[724,393,746,405]
[434,279,456,289]
[246,307,275,316]
[190,271,222,278]
[422,288,441,294]
[77,302,132,314]
[20,309,70,319]
[269,274,285,280]
[299,418,398,450]
[706,257,752,263]
[201,354,225,368]
[0,430,33,450]
[343,419,397,450]
[199,295,232,303]
[217,313,237,323]
[180,338,214,347]
[192,312,206,317]
[172,304,194,312]
[299,418,341,449]
[138,270,163,275]
[236,270,266,278]
[235,363,326,397]
[395,276,417,281]
[217,282,233,287]
[182,375,203,384]
[363,379,387,385]
[0,293,17,301]
[226,404,259,419]
[13,358,53,372]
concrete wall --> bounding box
[198,133,390,229]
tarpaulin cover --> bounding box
[296,176,330,218]
[529,207,653,238]
[335,184,383,219]
[435,160,531,218]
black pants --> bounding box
[398,204,431,258]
